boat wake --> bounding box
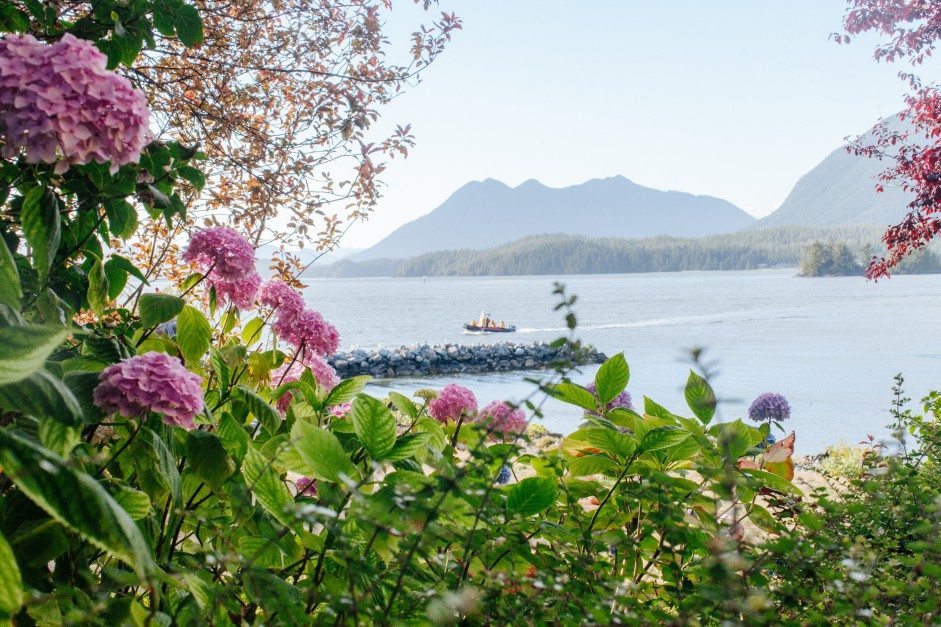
[515,311,757,334]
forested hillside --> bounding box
[309,226,886,278]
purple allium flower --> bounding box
[295,477,317,497]
[748,392,791,423]
[93,352,203,429]
[478,400,527,437]
[0,34,151,173]
[182,226,256,281]
[272,307,340,356]
[259,280,304,315]
[584,382,633,415]
[428,383,477,423]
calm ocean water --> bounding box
[303,269,941,453]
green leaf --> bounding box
[20,186,60,281]
[186,431,234,490]
[241,445,295,527]
[236,385,281,436]
[547,382,597,410]
[0,325,70,385]
[350,395,396,460]
[710,419,757,460]
[685,370,717,424]
[594,353,629,405]
[107,254,148,284]
[111,486,152,520]
[130,427,182,508]
[87,257,109,313]
[324,375,371,407]
[177,305,211,364]
[0,532,24,621]
[740,468,802,496]
[241,317,264,346]
[152,2,176,37]
[579,428,637,460]
[507,476,558,517]
[638,427,691,454]
[39,418,81,456]
[289,420,358,484]
[385,432,432,461]
[173,4,203,46]
[103,257,129,300]
[567,454,619,476]
[0,237,22,309]
[0,431,155,581]
[218,412,250,461]
[388,391,418,419]
[138,293,184,327]
[178,165,206,191]
[0,369,83,424]
[105,198,138,239]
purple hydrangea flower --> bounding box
[428,383,477,423]
[273,307,340,356]
[748,392,791,423]
[478,400,527,437]
[496,464,512,485]
[93,352,203,429]
[584,381,633,415]
[182,226,256,282]
[295,477,317,497]
[0,34,150,173]
[259,280,305,315]
[213,271,261,311]
[329,402,352,418]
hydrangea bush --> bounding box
[0,7,940,626]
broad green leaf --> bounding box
[350,395,396,459]
[594,353,629,405]
[324,375,371,407]
[580,428,637,460]
[87,257,109,313]
[103,257,129,300]
[388,391,418,419]
[0,237,22,309]
[138,293,184,327]
[507,476,558,517]
[241,317,265,346]
[638,427,691,454]
[130,427,182,508]
[241,446,295,527]
[177,305,211,364]
[178,165,206,191]
[567,454,619,477]
[0,532,24,621]
[0,431,155,580]
[0,369,83,425]
[236,385,281,436]
[209,348,230,393]
[548,382,597,411]
[186,431,234,490]
[685,370,717,424]
[740,468,802,496]
[218,412,250,461]
[20,186,60,280]
[111,486,152,520]
[105,199,138,239]
[710,419,758,460]
[173,4,203,46]
[289,420,358,484]
[385,432,433,461]
[0,325,69,385]
[39,419,81,456]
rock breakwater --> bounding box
[328,341,606,379]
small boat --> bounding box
[464,311,516,333]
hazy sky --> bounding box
[339,0,936,249]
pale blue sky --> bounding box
[342,0,937,248]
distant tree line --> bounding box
[307,226,925,278]
[799,240,941,277]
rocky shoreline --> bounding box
[328,341,607,379]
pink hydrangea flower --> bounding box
[428,384,477,423]
[93,352,203,429]
[329,401,352,418]
[182,226,256,281]
[302,352,339,392]
[0,34,150,173]
[259,280,304,315]
[478,400,527,437]
[273,307,340,356]
[584,382,633,416]
[213,271,260,310]
[296,477,317,497]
